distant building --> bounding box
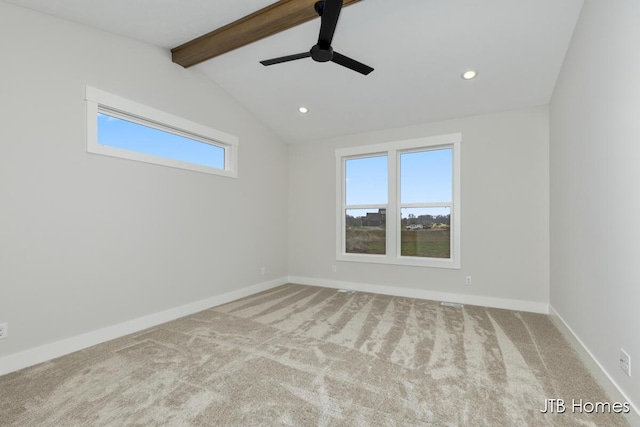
[362,209,386,227]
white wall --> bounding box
[288,106,550,312]
[550,0,640,410]
[0,3,288,359]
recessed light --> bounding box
[298,107,309,114]
[462,70,478,80]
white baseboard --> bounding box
[287,276,549,314]
[549,305,640,423]
[0,277,288,376]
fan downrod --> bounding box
[311,1,332,62]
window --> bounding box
[336,133,461,268]
[85,86,238,177]
[345,155,388,255]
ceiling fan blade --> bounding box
[318,0,343,48]
[260,52,311,66]
[331,52,374,75]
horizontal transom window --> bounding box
[85,86,238,177]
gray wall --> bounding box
[0,3,288,358]
[288,106,550,309]
[550,0,640,409]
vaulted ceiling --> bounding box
[3,0,584,143]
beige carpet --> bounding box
[0,284,631,426]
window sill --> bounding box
[336,253,461,269]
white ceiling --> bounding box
[4,0,584,144]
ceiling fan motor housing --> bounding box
[311,44,333,62]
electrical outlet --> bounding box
[260,266,266,275]
[331,265,337,273]
[0,323,8,339]
[620,349,631,377]
[465,276,472,285]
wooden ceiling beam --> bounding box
[171,0,362,68]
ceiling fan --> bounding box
[260,0,374,75]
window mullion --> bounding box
[387,149,398,261]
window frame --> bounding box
[85,86,238,178]
[335,133,461,269]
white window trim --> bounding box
[85,86,239,178]
[335,133,461,269]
